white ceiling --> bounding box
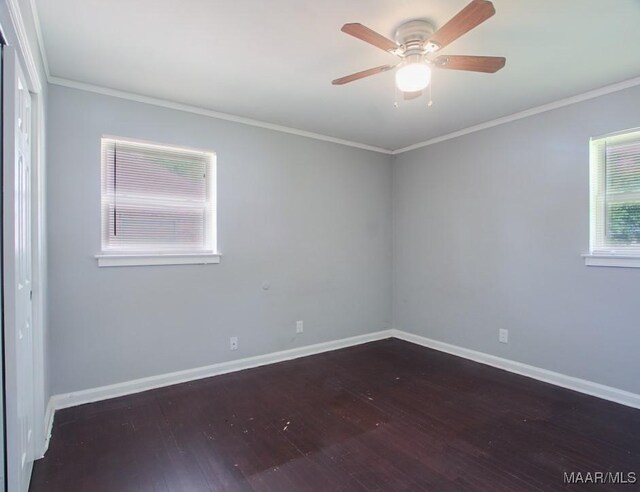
[35,0,640,151]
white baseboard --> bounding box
[48,329,393,413]
[392,329,640,410]
[42,327,640,458]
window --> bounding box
[97,137,219,266]
[587,128,640,267]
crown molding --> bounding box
[26,1,640,156]
[48,76,394,155]
[48,73,640,158]
[392,75,640,155]
[29,0,393,155]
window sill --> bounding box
[96,253,221,267]
[583,254,640,268]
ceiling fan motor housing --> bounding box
[394,19,438,59]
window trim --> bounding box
[586,128,640,268]
[583,254,640,268]
[96,252,221,267]
[98,136,219,266]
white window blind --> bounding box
[590,128,640,256]
[101,137,216,254]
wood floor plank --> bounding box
[30,339,640,491]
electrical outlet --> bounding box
[230,336,238,350]
[296,320,304,334]
[498,329,509,344]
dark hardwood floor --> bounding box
[31,338,640,491]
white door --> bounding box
[3,47,35,492]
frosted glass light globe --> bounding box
[395,63,431,92]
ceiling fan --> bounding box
[332,0,505,99]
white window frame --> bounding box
[96,136,220,267]
[585,128,640,268]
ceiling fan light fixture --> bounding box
[333,1,505,96]
[395,62,431,93]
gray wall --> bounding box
[48,80,640,398]
[47,85,392,395]
[393,84,640,394]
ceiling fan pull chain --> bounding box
[427,78,433,107]
[393,84,399,108]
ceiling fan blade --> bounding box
[404,90,422,100]
[434,55,505,73]
[341,23,399,53]
[332,64,396,85]
[428,0,496,51]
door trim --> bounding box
[0,2,46,491]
